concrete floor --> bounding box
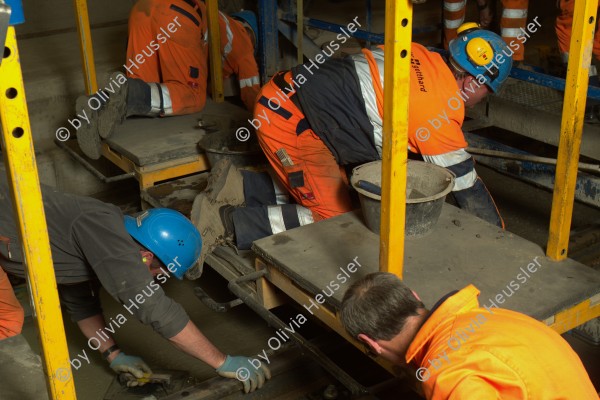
[7,0,600,398]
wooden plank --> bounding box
[252,205,600,322]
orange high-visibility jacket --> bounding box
[406,285,598,399]
[218,12,260,111]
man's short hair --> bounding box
[340,272,425,341]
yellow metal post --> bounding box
[379,1,412,277]
[0,27,77,399]
[73,0,97,94]
[207,0,224,102]
[547,0,598,260]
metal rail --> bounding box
[73,0,97,94]
[206,0,224,102]
[547,0,599,260]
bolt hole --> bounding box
[401,18,408,27]
[3,47,10,59]
[12,127,24,138]
[400,49,407,58]
[560,248,566,255]
[6,88,17,99]
[590,16,595,24]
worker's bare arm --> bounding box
[76,314,121,362]
[168,320,227,369]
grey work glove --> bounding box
[216,355,271,393]
[109,352,152,387]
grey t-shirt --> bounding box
[0,177,189,338]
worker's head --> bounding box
[231,10,258,52]
[124,208,202,280]
[448,23,512,101]
[340,272,425,363]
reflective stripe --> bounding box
[443,0,466,12]
[444,17,465,29]
[423,149,476,191]
[271,175,290,205]
[453,170,478,190]
[501,27,523,38]
[219,12,234,60]
[502,8,528,19]
[149,84,161,115]
[296,206,314,226]
[159,83,173,115]
[352,48,385,157]
[149,84,173,116]
[422,148,470,167]
[267,206,286,234]
[239,75,260,88]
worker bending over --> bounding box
[0,177,269,393]
[340,272,597,399]
[186,24,512,279]
[444,0,529,64]
[76,0,259,159]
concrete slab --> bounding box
[106,101,251,166]
[252,205,600,321]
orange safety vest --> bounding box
[406,285,598,399]
[358,43,468,156]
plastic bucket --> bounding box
[350,160,455,237]
[198,130,265,168]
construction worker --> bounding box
[340,272,598,399]
[444,0,529,64]
[76,0,259,159]
[0,265,24,340]
[220,11,261,111]
[185,24,512,279]
[0,177,269,393]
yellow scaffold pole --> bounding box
[0,26,77,399]
[379,0,412,277]
[206,0,224,102]
[73,0,97,94]
[547,0,598,260]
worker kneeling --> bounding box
[253,23,508,229]
[0,177,269,393]
[340,272,597,399]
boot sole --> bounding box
[75,96,102,160]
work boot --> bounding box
[98,72,129,139]
[187,193,227,280]
[75,95,103,159]
[204,159,245,206]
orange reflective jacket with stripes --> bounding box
[406,285,598,399]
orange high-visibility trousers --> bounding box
[443,0,529,61]
[126,0,209,115]
[254,72,353,220]
[0,267,23,340]
[556,0,600,63]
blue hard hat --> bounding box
[448,23,512,93]
[124,208,202,280]
[231,10,258,46]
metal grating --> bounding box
[497,78,565,115]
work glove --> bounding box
[109,352,152,386]
[216,355,271,393]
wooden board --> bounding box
[106,100,251,166]
[252,205,600,321]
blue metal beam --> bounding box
[258,0,279,83]
[465,132,600,209]
[510,67,600,101]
